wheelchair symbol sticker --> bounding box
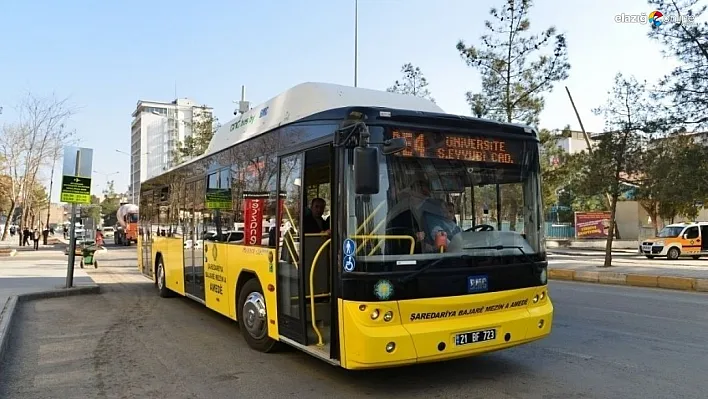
[343,255,355,272]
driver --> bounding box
[385,176,434,254]
[421,199,462,252]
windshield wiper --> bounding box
[400,255,474,283]
[463,245,534,264]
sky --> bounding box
[0,0,692,202]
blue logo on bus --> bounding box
[468,275,488,293]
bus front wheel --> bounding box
[238,278,277,353]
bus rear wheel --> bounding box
[156,257,172,298]
[238,278,277,353]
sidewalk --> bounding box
[0,256,99,361]
[547,247,638,256]
[549,261,708,292]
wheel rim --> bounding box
[243,292,267,340]
[158,262,165,289]
[670,249,679,259]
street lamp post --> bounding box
[94,170,119,195]
[354,0,358,87]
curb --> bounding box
[549,269,708,292]
[0,249,17,257]
[0,285,101,364]
[548,250,637,257]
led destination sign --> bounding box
[392,130,525,164]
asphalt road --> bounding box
[1,248,707,399]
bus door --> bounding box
[139,190,154,277]
[183,180,204,301]
[301,145,334,352]
[193,177,207,300]
[275,145,334,354]
[275,152,307,344]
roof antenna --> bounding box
[234,85,250,115]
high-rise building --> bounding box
[129,98,213,203]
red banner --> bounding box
[575,211,612,239]
[243,192,269,246]
[278,193,286,224]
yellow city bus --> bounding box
[137,82,552,370]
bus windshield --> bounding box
[344,126,543,270]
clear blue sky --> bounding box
[0,0,686,202]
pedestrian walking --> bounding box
[22,227,30,246]
[96,229,104,247]
[32,228,40,250]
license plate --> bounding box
[455,328,496,346]
[642,245,652,251]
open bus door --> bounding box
[275,144,337,361]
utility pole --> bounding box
[565,85,621,240]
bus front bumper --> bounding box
[340,292,553,370]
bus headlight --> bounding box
[385,342,396,353]
[540,268,547,284]
[383,311,393,322]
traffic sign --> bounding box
[60,176,92,204]
[60,146,93,205]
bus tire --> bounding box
[237,278,277,353]
[156,257,172,298]
[667,247,680,260]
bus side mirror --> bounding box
[354,147,380,194]
[382,137,407,155]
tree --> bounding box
[0,173,11,224]
[0,92,76,239]
[575,74,658,267]
[172,106,220,166]
[457,0,570,125]
[637,134,708,230]
[16,93,76,229]
[538,128,583,210]
[647,0,708,128]
[387,63,435,102]
[25,183,49,228]
[100,180,121,227]
[80,195,102,227]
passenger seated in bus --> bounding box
[304,198,330,235]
